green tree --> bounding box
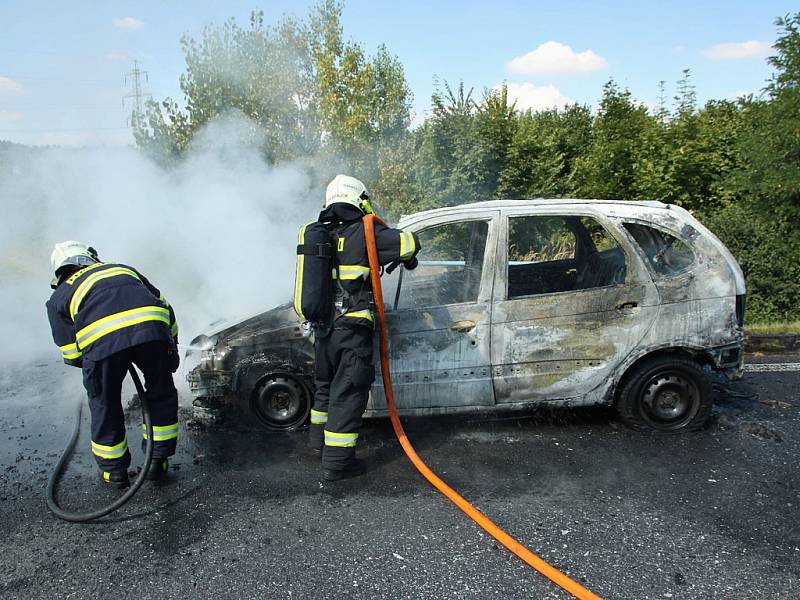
[134,1,411,173]
[413,81,480,207]
[135,9,311,162]
[732,13,800,224]
[705,203,800,322]
[497,109,564,198]
[570,80,657,199]
[673,68,696,115]
[471,84,518,198]
[309,2,411,165]
[663,99,745,210]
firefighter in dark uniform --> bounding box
[46,241,180,488]
[310,175,420,481]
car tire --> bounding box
[615,355,712,432]
[249,372,311,432]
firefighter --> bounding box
[310,175,420,481]
[46,241,180,488]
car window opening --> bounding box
[623,222,695,277]
[392,220,490,309]
[507,215,627,299]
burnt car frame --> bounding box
[187,199,745,433]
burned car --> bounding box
[187,199,745,432]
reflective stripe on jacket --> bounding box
[46,262,178,365]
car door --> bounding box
[490,208,660,403]
[368,210,500,414]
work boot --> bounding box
[323,459,366,482]
[146,458,169,482]
[100,469,130,489]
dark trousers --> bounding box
[310,324,375,470]
[82,341,179,474]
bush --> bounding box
[702,203,800,323]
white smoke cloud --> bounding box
[0,113,321,373]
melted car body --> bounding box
[187,200,745,432]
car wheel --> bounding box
[250,372,310,431]
[615,355,712,432]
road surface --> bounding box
[1,354,798,599]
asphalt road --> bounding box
[1,354,798,599]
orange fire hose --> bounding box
[363,214,602,600]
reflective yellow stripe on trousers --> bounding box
[75,306,170,350]
[324,430,358,447]
[310,409,328,425]
[141,422,179,441]
[91,437,128,459]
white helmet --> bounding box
[50,240,98,287]
[324,174,373,214]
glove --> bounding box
[403,256,418,271]
[166,340,180,373]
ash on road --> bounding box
[1,355,798,599]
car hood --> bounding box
[189,301,305,352]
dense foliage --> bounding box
[136,4,800,323]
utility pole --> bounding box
[123,60,151,128]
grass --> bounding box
[746,321,800,335]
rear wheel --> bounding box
[250,372,310,431]
[615,355,712,432]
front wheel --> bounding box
[615,356,712,432]
[249,372,310,431]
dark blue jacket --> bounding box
[318,204,420,327]
[46,262,178,367]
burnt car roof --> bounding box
[400,198,669,223]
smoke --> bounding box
[0,113,322,372]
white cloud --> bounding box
[499,82,573,112]
[727,89,753,99]
[0,76,23,94]
[704,40,771,60]
[104,51,132,62]
[0,110,23,122]
[113,17,144,30]
[507,41,607,76]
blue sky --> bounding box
[0,0,795,146]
